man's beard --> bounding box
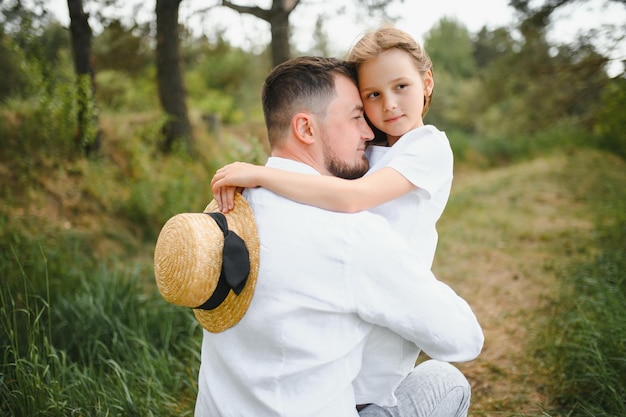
[322,134,369,180]
[326,155,369,180]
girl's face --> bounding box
[357,48,433,146]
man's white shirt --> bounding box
[195,157,483,417]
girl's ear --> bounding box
[292,112,315,145]
[423,69,434,97]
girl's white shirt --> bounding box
[366,124,453,268]
[353,125,455,406]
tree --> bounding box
[220,0,401,67]
[472,27,516,69]
[420,18,480,132]
[93,19,152,76]
[156,0,193,153]
[221,0,300,68]
[424,17,476,79]
[471,0,613,138]
[67,0,102,155]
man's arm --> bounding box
[349,214,484,362]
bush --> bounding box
[96,69,158,112]
[450,122,601,168]
[0,55,80,168]
[595,78,626,159]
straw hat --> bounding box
[154,193,260,333]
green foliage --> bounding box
[0,13,69,101]
[221,133,269,167]
[184,37,268,123]
[595,77,626,159]
[422,18,480,133]
[534,152,626,416]
[472,27,516,69]
[0,2,69,82]
[449,122,600,169]
[0,31,27,99]
[81,114,218,241]
[425,70,481,133]
[186,83,243,124]
[424,17,477,79]
[122,155,214,241]
[96,69,159,112]
[474,26,609,140]
[75,74,101,154]
[93,19,152,77]
[0,54,80,166]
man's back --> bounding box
[196,160,377,417]
[195,158,483,417]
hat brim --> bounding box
[195,195,259,333]
[155,193,260,333]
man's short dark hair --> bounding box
[262,56,357,148]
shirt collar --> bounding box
[266,157,321,176]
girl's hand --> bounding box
[211,162,261,212]
[211,162,260,191]
[214,186,243,213]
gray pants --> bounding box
[358,360,470,417]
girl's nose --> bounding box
[383,96,397,111]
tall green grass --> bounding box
[0,232,202,416]
[534,151,626,416]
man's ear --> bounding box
[292,112,315,145]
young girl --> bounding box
[212,27,455,407]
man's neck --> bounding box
[271,149,328,176]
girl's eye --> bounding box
[396,83,408,90]
[366,92,379,99]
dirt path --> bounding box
[432,155,593,416]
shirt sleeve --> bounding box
[387,127,453,200]
[347,213,484,362]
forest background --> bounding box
[1,0,625,416]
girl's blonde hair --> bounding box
[347,26,434,116]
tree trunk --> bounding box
[156,0,193,154]
[269,10,291,67]
[67,0,101,155]
[222,0,301,67]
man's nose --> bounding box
[360,119,374,141]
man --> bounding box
[195,56,483,417]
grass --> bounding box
[433,148,626,416]
[0,235,202,416]
[532,151,626,417]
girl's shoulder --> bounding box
[394,125,450,152]
[401,125,446,141]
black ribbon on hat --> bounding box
[195,212,250,311]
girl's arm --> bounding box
[211,162,414,213]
